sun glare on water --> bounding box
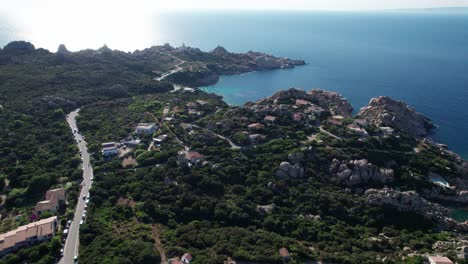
[9,7,163,52]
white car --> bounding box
[85,198,90,204]
[79,220,84,225]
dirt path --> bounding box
[151,224,168,264]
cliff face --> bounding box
[358,96,434,137]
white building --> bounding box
[181,253,193,264]
[102,142,118,156]
[135,123,158,135]
[154,134,168,143]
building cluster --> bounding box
[0,187,66,256]
[0,216,58,256]
[101,122,159,158]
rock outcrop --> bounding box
[57,44,71,54]
[210,46,230,57]
[288,152,305,164]
[358,96,434,137]
[276,161,304,179]
[2,41,36,54]
[257,88,352,117]
[307,89,353,117]
[365,188,468,231]
[429,190,468,204]
[259,88,309,104]
[330,159,394,186]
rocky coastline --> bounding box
[235,87,468,230]
[136,44,306,87]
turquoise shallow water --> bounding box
[1,10,468,159]
[449,206,468,222]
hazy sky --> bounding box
[2,0,468,12]
[1,0,468,51]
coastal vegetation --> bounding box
[0,41,466,263]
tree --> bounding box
[49,236,62,256]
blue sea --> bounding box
[158,11,468,159]
[1,10,468,159]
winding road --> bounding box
[155,52,185,82]
[60,109,94,264]
[191,124,241,150]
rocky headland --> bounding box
[134,44,306,87]
[358,96,435,137]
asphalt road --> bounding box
[154,52,185,82]
[60,109,94,264]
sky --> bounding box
[1,0,468,51]
[2,0,468,12]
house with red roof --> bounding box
[34,188,66,215]
[428,256,454,264]
[0,216,58,256]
